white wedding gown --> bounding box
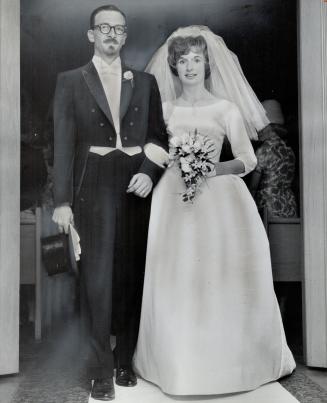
[134,99,296,396]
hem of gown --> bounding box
[135,368,296,397]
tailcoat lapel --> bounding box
[120,65,134,122]
[82,62,115,129]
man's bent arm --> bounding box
[138,76,169,185]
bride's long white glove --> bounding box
[205,138,217,160]
[205,138,217,176]
[52,205,74,234]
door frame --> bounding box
[299,0,327,367]
[0,0,20,375]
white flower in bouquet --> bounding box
[193,160,205,170]
[180,157,192,173]
[193,139,203,153]
[170,136,182,148]
[180,132,191,144]
[181,143,192,154]
[185,154,195,163]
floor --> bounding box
[1,282,326,403]
[296,363,327,393]
[89,380,298,403]
[1,320,327,403]
[0,378,20,403]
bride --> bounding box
[134,26,295,396]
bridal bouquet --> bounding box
[169,129,216,203]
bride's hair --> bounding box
[167,35,211,79]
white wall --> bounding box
[0,0,20,375]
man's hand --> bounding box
[126,173,153,198]
[52,205,74,234]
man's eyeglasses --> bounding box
[92,24,127,35]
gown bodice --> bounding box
[163,99,257,173]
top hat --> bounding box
[41,231,78,276]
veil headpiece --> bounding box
[145,25,269,140]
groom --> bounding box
[52,4,168,400]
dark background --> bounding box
[21,0,298,137]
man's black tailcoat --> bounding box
[53,61,168,378]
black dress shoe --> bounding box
[91,378,115,401]
[115,367,137,387]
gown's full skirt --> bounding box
[134,165,295,395]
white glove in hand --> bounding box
[126,173,153,198]
[52,205,74,234]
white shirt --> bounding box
[92,55,122,148]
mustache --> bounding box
[103,38,118,44]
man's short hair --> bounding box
[90,5,127,28]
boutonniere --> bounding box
[123,70,134,87]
